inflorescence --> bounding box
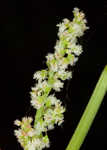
[14,8,89,150]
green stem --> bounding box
[66,65,107,150]
[34,78,52,128]
[34,106,44,125]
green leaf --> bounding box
[66,65,107,150]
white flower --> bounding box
[66,71,72,79]
[33,138,42,148]
[33,70,48,82]
[63,18,70,24]
[14,129,22,137]
[57,18,70,37]
[35,121,47,135]
[46,53,54,61]
[58,58,68,70]
[44,102,65,127]
[22,117,33,124]
[37,80,48,89]
[72,23,84,37]
[44,109,54,124]
[54,40,65,52]
[57,70,72,80]
[69,57,78,66]
[49,102,65,126]
[26,137,50,150]
[50,61,59,72]
[31,98,43,109]
[48,94,59,105]
[54,114,64,125]
[57,22,66,33]
[42,135,50,148]
[14,120,21,126]
[53,79,64,91]
[27,129,36,137]
[68,43,83,56]
[27,139,42,150]
[30,81,50,109]
[27,142,35,150]
[33,71,41,81]
[73,45,83,56]
[73,7,80,17]
[31,87,42,97]
[46,54,59,72]
[54,103,65,114]
[48,124,54,130]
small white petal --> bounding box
[14,120,21,126]
[53,79,64,91]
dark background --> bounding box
[0,0,106,150]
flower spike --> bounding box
[14,8,89,150]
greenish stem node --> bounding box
[66,65,107,150]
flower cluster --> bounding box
[14,8,89,150]
[14,117,49,150]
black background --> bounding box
[0,0,106,150]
